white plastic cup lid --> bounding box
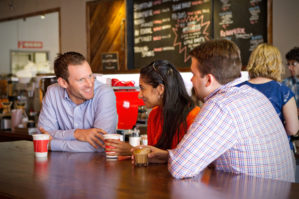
[32,134,50,140]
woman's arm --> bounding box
[283,97,299,135]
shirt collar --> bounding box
[204,78,243,102]
[63,89,71,101]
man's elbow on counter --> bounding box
[168,164,200,179]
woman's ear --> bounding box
[57,77,68,89]
[157,84,165,96]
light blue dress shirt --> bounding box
[38,80,118,152]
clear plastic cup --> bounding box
[133,146,151,167]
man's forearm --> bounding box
[50,139,104,152]
[49,129,76,140]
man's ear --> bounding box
[205,74,216,87]
[57,77,68,89]
[206,74,219,87]
[205,74,221,90]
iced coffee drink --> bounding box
[133,146,151,167]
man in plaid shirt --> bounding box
[147,39,295,182]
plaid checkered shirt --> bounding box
[282,76,299,107]
[168,78,295,182]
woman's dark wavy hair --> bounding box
[140,60,195,149]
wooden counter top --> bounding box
[0,129,32,142]
[0,141,298,199]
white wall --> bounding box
[0,12,59,73]
[0,0,89,56]
[273,0,299,78]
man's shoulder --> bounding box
[93,80,115,98]
[46,83,64,95]
[211,84,265,108]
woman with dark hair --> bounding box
[105,60,200,154]
[140,60,200,149]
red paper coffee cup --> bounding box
[32,134,50,158]
[103,134,121,159]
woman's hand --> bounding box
[147,145,169,163]
[131,145,169,164]
[105,139,132,156]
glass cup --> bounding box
[133,146,151,167]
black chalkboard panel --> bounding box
[133,0,212,69]
[213,0,268,66]
[129,0,269,70]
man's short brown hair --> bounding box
[189,39,242,85]
[54,52,86,81]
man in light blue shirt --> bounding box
[38,52,118,152]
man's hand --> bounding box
[39,127,53,150]
[74,128,107,149]
[105,139,132,156]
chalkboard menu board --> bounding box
[133,0,212,68]
[130,0,269,69]
[214,0,268,66]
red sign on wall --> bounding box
[18,41,43,49]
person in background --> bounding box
[237,44,299,151]
[282,47,299,114]
[38,52,118,152]
[145,39,295,182]
[105,60,200,154]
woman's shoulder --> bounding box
[187,106,201,118]
[269,81,294,94]
[148,106,161,118]
[185,106,201,126]
[190,106,201,114]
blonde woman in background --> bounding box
[237,43,299,151]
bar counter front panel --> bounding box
[0,141,298,199]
